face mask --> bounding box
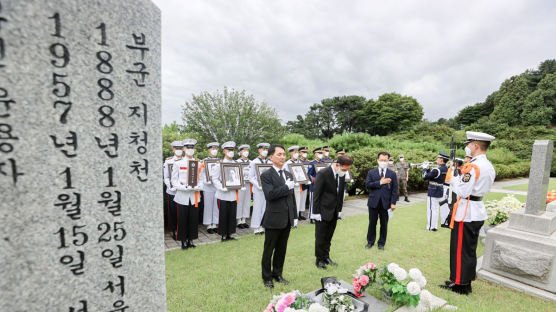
[324,152,330,157]
[388,161,394,165]
[242,151,249,158]
[293,153,299,160]
[301,152,308,158]
[210,150,218,157]
[316,154,323,160]
[185,149,195,156]
[337,170,346,177]
[261,150,268,157]
[378,161,388,169]
[174,150,183,157]
[400,158,404,162]
[464,146,472,157]
[226,151,234,158]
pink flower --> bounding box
[264,303,274,312]
[353,277,358,283]
[359,275,370,286]
[369,263,376,269]
[276,293,296,312]
[353,283,362,292]
[355,291,363,297]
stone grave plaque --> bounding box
[0,0,164,311]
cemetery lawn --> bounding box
[502,177,556,192]
[165,193,551,312]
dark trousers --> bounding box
[261,227,291,281]
[217,199,237,236]
[450,220,483,285]
[167,194,178,234]
[176,203,198,241]
[367,202,389,247]
[315,218,337,262]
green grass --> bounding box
[502,177,556,192]
[165,195,551,312]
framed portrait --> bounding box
[255,164,273,186]
[344,170,354,183]
[288,163,309,184]
[187,160,199,187]
[314,164,328,174]
[240,163,250,182]
[221,163,243,190]
[204,159,220,182]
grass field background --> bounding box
[165,191,552,312]
[502,177,556,192]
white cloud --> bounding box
[152,0,556,125]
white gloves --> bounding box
[257,186,262,190]
[169,187,177,192]
[313,214,322,221]
[205,181,212,185]
[293,219,298,227]
[422,162,430,170]
[285,180,295,190]
[193,185,202,191]
[240,187,246,191]
[220,186,228,192]
[338,211,343,219]
[294,182,299,187]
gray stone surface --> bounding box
[508,209,556,236]
[525,140,553,215]
[490,241,553,282]
[547,201,556,213]
[394,290,448,312]
[0,1,164,311]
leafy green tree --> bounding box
[521,74,556,126]
[181,87,284,153]
[359,93,423,135]
[490,75,531,126]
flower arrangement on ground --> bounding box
[321,283,355,312]
[264,290,328,312]
[485,194,523,225]
[351,262,378,297]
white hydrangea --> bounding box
[387,263,400,273]
[408,268,423,280]
[417,276,427,288]
[407,281,421,295]
[393,267,407,281]
[325,283,339,295]
[283,308,296,312]
[308,303,329,312]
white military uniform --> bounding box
[201,142,220,230]
[212,141,240,238]
[236,155,251,223]
[171,157,202,205]
[212,158,239,201]
[250,156,270,231]
[164,155,179,196]
[285,157,307,217]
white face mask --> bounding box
[316,153,323,160]
[185,149,195,156]
[226,151,234,158]
[324,151,330,157]
[338,170,346,177]
[292,153,299,160]
[174,150,183,157]
[388,161,394,165]
[464,146,472,157]
[242,151,249,158]
[301,152,308,159]
[210,149,218,157]
[261,150,268,157]
[378,161,388,169]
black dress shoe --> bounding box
[273,276,289,285]
[431,228,438,232]
[378,245,385,250]
[440,282,471,295]
[299,215,307,220]
[264,280,274,288]
[207,228,214,234]
[404,197,410,202]
[316,261,327,269]
[310,219,315,224]
[365,243,374,249]
[325,258,338,266]
[187,240,196,248]
[221,236,227,242]
[226,236,236,240]
[181,241,189,249]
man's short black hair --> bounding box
[377,151,390,159]
[268,144,285,156]
[337,155,353,166]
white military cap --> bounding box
[206,142,220,149]
[464,131,495,144]
[288,145,300,152]
[171,141,183,148]
[238,144,250,151]
[257,142,270,148]
[221,141,236,149]
[182,139,197,146]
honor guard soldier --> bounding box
[387,156,396,172]
[200,142,220,234]
[236,144,251,229]
[307,147,326,222]
[395,154,410,202]
[298,146,310,220]
[164,141,184,239]
[212,141,241,241]
[336,148,347,157]
[322,146,334,163]
[285,145,305,226]
[441,131,496,295]
[250,142,270,234]
[171,139,202,249]
[422,152,449,231]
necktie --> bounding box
[381,169,384,178]
[279,169,284,181]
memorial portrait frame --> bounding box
[204,159,220,183]
[314,164,328,173]
[221,163,243,190]
[240,163,250,183]
[288,163,309,184]
[187,159,199,187]
[256,164,273,186]
[344,170,354,183]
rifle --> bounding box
[441,135,457,228]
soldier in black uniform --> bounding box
[422,152,449,231]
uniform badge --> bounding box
[462,173,471,183]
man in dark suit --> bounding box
[366,152,398,250]
[312,155,353,269]
[260,144,298,288]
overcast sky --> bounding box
[152,0,556,126]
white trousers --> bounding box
[202,190,218,225]
[427,196,449,230]
[237,187,251,219]
[299,189,308,213]
[250,189,266,228]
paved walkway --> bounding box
[165,178,532,251]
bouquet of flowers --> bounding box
[377,263,426,307]
[485,194,523,225]
[264,290,328,312]
[321,283,355,312]
[351,262,378,297]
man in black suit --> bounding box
[312,155,353,269]
[260,145,298,288]
[366,152,398,250]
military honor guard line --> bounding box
[162,131,496,294]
